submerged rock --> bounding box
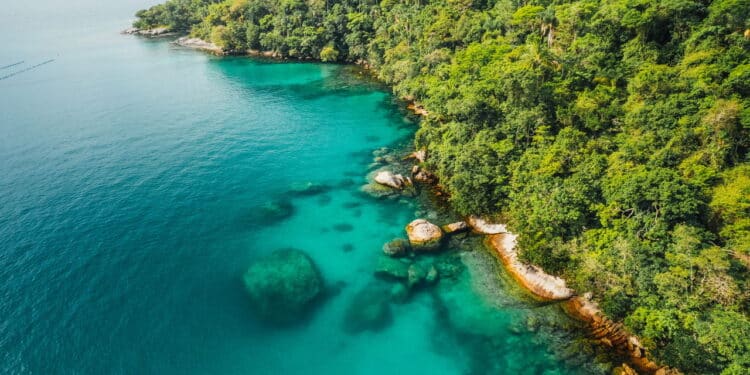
[343,283,393,333]
[242,248,324,325]
[333,223,354,232]
[372,147,390,157]
[382,238,411,257]
[317,195,332,205]
[360,182,399,199]
[425,265,439,284]
[407,264,426,288]
[258,199,295,223]
[374,256,411,281]
[390,283,410,303]
[405,219,444,251]
[287,181,330,196]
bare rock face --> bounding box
[175,37,223,54]
[374,170,407,189]
[405,219,443,251]
[442,221,468,235]
[467,215,507,234]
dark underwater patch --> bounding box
[333,223,354,232]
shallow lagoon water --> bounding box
[1,1,612,374]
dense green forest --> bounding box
[134,0,750,373]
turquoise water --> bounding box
[0,1,613,374]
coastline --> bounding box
[126,30,678,374]
[480,227,677,375]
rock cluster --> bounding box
[374,256,440,288]
[564,296,680,374]
[361,160,416,198]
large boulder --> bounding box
[405,219,444,251]
[374,170,407,189]
[242,249,324,325]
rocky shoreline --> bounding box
[478,224,678,375]
[125,28,679,373]
[486,233,575,300]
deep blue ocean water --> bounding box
[0,2,613,374]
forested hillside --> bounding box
[134,0,750,373]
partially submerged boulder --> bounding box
[442,221,469,235]
[374,170,407,189]
[406,219,444,251]
[242,248,324,325]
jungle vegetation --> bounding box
[134,0,750,373]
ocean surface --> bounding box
[0,1,613,374]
